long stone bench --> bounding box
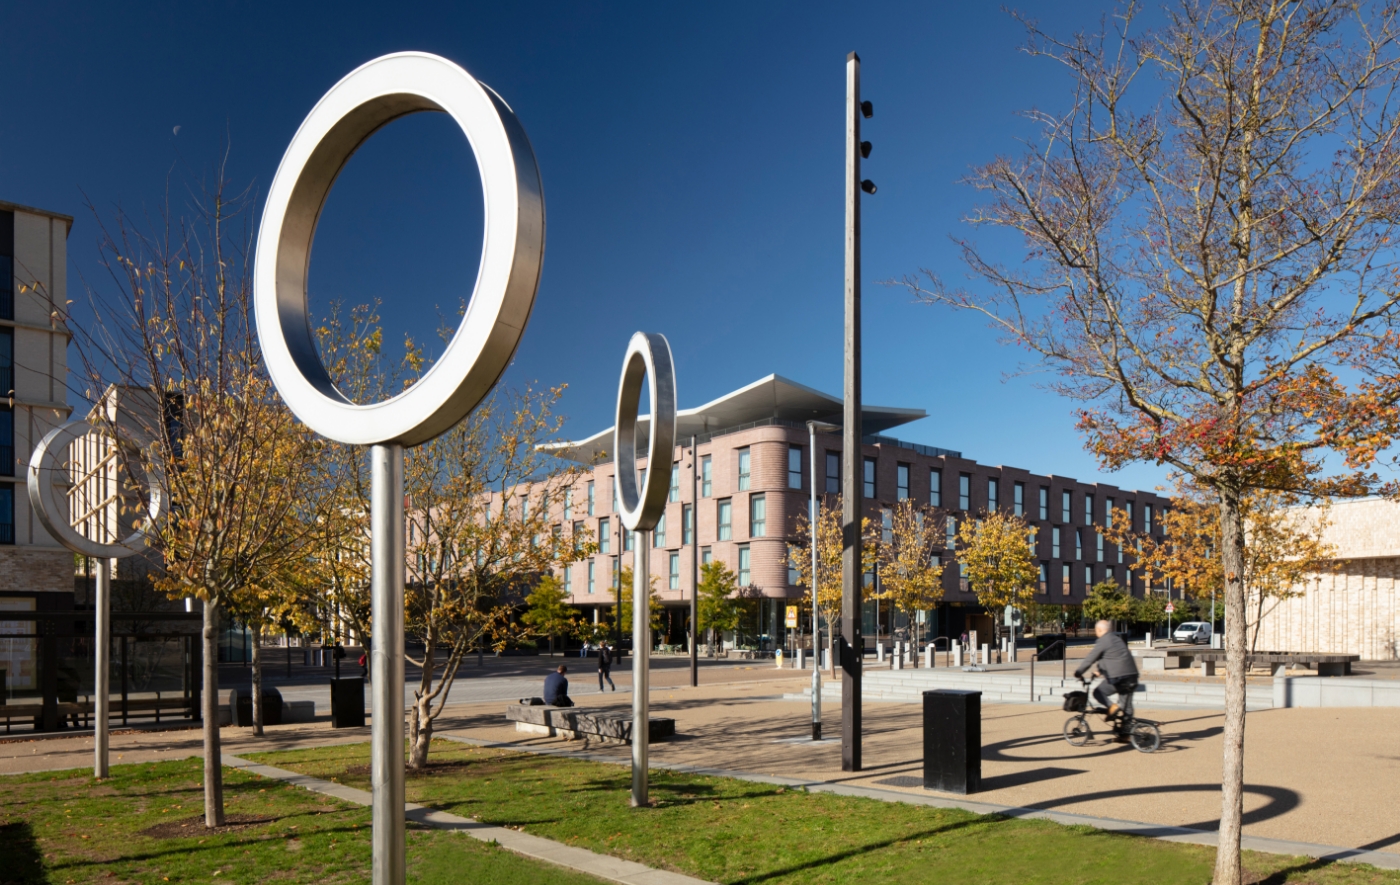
[1188,651,1359,677]
[505,704,675,743]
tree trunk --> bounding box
[1214,489,1249,885]
[407,640,436,770]
[251,623,263,737]
[202,598,226,827]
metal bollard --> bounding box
[796,649,805,670]
[981,644,990,665]
[877,642,885,663]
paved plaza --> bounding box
[5,668,1397,862]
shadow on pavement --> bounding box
[1022,783,1300,830]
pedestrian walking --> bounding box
[597,642,616,691]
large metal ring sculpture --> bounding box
[614,332,676,533]
[28,420,165,557]
[253,51,545,446]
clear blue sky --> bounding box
[1,0,1173,494]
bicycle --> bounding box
[1062,675,1161,753]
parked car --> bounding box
[1173,622,1213,644]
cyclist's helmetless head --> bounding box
[1095,620,1112,637]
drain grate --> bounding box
[872,776,925,788]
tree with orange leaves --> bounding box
[907,5,1400,881]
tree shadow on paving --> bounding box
[1023,783,1300,830]
[0,821,45,885]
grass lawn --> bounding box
[249,740,1399,885]
[0,756,606,885]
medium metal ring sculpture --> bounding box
[614,332,676,532]
[253,51,545,446]
[27,420,165,558]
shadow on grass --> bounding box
[49,818,368,873]
[0,821,45,885]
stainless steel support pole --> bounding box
[689,437,699,688]
[370,444,405,885]
[632,535,650,806]
[93,558,111,778]
[841,50,864,773]
[808,422,822,740]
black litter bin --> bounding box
[330,677,366,728]
[1036,633,1067,661]
[923,689,980,794]
[230,687,283,727]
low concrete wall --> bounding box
[1273,676,1400,708]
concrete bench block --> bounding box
[506,705,674,743]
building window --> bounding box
[1052,526,1061,559]
[573,521,585,551]
[624,530,635,552]
[897,463,910,500]
[564,489,572,521]
[718,499,732,540]
[988,478,999,512]
[1039,486,1049,520]
[958,474,970,510]
[670,463,681,502]
[588,561,596,595]
[654,512,666,547]
[1145,504,1154,534]
[1014,482,1025,517]
[1085,564,1094,588]
[882,508,893,543]
[958,561,968,592]
[1096,532,1104,563]
[738,545,751,585]
[788,446,802,489]
[930,468,942,507]
[0,259,11,325]
[1075,528,1083,561]
[946,516,956,550]
[1028,529,1037,555]
[1062,563,1071,596]
[701,455,712,497]
[826,452,841,493]
[562,564,572,594]
[788,556,800,586]
[1039,562,1048,594]
[613,476,620,512]
[864,457,877,498]
[587,480,595,516]
[0,484,12,544]
[598,517,610,554]
[1062,489,1072,522]
[1105,497,1115,528]
[1117,538,1124,565]
[0,407,11,477]
[669,553,680,590]
[701,546,713,565]
[683,504,694,545]
[750,494,767,537]
[738,448,751,491]
[1085,493,1094,525]
[1125,500,1134,528]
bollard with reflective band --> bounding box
[252,52,545,885]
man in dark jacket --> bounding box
[1074,620,1139,716]
[543,665,573,707]
[597,643,616,691]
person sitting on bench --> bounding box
[543,664,574,707]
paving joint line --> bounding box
[221,753,715,885]
[431,733,1400,871]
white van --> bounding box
[1173,622,1212,644]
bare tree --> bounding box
[906,4,1400,880]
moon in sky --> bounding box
[172,125,181,135]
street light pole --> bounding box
[841,50,873,773]
[689,435,699,687]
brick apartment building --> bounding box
[539,375,1170,646]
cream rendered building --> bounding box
[0,200,74,595]
[1253,498,1400,660]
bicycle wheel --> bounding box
[1063,715,1092,746]
[1129,721,1161,753]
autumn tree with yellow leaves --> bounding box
[788,496,878,650]
[874,500,945,657]
[956,511,1039,652]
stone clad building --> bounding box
[540,375,1170,645]
[1252,498,1400,660]
[0,201,74,595]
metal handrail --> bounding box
[1029,639,1067,703]
[927,635,952,668]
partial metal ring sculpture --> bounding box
[614,332,676,532]
[27,420,165,558]
[253,51,545,446]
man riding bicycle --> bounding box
[1074,620,1139,717]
